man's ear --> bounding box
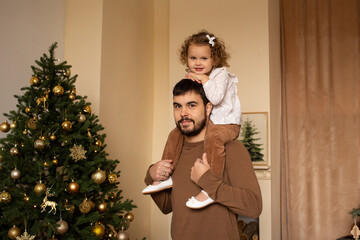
[206,102,213,117]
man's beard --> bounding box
[176,114,207,137]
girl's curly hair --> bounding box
[179,30,230,71]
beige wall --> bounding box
[99,1,154,239]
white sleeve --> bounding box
[203,70,230,105]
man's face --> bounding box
[173,91,211,140]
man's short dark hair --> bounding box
[173,79,210,106]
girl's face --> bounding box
[187,44,214,75]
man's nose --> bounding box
[180,107,188,116]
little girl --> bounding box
[142,30,241,209]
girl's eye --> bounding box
[201,57,208,60]
[190,57,196,60]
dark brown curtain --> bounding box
[281,0,360,239]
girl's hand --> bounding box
[185,72,210,85]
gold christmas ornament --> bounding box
[15,230,35,240]
[10,121,17,129]
[11,168,21,180]
[10,147,20,156]
[108,173,118,184]
[116,231,129,240]
[68,93,76,101]
[30,76,40,86]
[34,139,45,150]
[110,192,117,201]
[125,212,135,222]
[56,220,69,235]
[23,129,28,135]
[52,158,58,165]
[0,190,11,203]
[95,139,102,148]
[79,198,91,214]
[61,120,72,131]
[69,144,87,162]
[34,182,46,194]
[91,168,106,184]
[36,97,42,106]
[53,85,64,96]
[40,136,46,141]
[97,202,107,213]
[65,203,75,213]
[25,107,31,114]
[92,223,105,237]
[50,134,56,141]
[68,181,80,194]
[78,113,86,123]
[0,121,10,132]
[27,117,38,129]
[83,105,92,114]
[65,68,71,78]
[44,162,50,167]
[23,195,30,202]
[8,225,21,240]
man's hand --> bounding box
[190,153,210,184]
[149,159,174,181]
[185,72,210,85]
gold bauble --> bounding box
[0,121,10,133]
[91,169,106,184]
[56,220,69,235]
[108,173,118,184]
[50,134,56,141]
[23,129,28,135]
[10,147,19,156]
[92,223,105,237]
[0,190,11,203]
[23,195,30,202]
[34,139,45,150]
[34,182,46,194]
[30,76,40,86]
[125,212,135,222]
[68,181,80,194]
[44,162,50,167]
[79,199,91,214]
[116,231,129,240]
[53,85,64,96]
[97,202,107,213]
[8,225,21,240]
[65,68,71,78]
[95,139,102,148]
[27,117,38,129]
[62,120,72,131]
[83,105,92,114]
[78,114,86,123]
[40,136,46,141]
[52,158,58,165]
[25,107,31,114]
[11,168,21,180]
[70,88,76,95]
[68,93,76,101]
[10,122,17,129]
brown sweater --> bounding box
[145,140,262,240]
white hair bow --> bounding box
[206,34,216,47]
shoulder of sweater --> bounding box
[225,140,249,155]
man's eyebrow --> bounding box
[187,101,198,105]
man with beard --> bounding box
[144,79,262,240]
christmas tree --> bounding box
[0,43,138,240]
[240,119,264,162]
